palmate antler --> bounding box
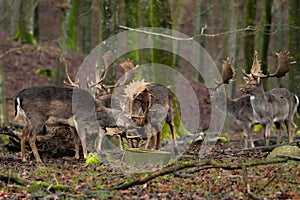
[242,50,296,79]
[270,50,296,78]
[210,57,236,90]
[124,79,151,119]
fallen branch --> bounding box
[110,158,288,190]
[110,160,204,190]
[225,142,299,153]
[276,154,300,161]
[0,173,31,186]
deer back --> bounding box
[15,86,97,125]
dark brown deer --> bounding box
[241,51,298,146]
[14,86,101,162]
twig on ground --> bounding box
[110,158,288,190]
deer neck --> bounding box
[249,86,269,117]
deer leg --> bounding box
[28,132,42,163]
[70,127,81,159]
[264,123,272,146]
[249,125,254,148]
[144,133,151,150]
[155,131,161,150]
[76,126,87,159]
[285,120,297,143]
[151,134,157,150]
[117,134,123,151]
[21,125,31,162]
[168,120,177,153]
[243,124,253,148]
[274,122,282,145]
[96,129,104,154]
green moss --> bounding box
[267,146,300,160]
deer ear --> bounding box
[243,77,249,83]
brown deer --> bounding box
[14,86,101,162]
[241,51,298,146]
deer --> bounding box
[15,50,176,162]
[211,54,298,148]
[14,85,101,162]
[87,53,177,152]
[241,50,298,146]
[210,57,261,148]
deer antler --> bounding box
[209,57,235,90]
[60,57,80,88]
[242,51,269,78]
[117,60,138,86]
[269,50,296,78]
[242,50,295,79]
[89,51,118,92]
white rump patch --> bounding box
[15,97,29,123]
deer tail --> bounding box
[294,94,300,118]
[14,96,27,121]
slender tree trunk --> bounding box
[13,0,39,45]
[244,0,257,72]
[0,0,12,32]
[150,0,173,66]
[98,0,119,84]
[80,0,92,53]
[10,0,21,35]
[224,0,239,132]
[260,0,273,89]
[125,0,140,63]
[194,0,207,83]
[66,0,78,50]
[273,0,286,87]
[288,1,300,94]
[34,3,39,41]
[0,56,7,123]
[55,7,69,86]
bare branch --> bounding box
[119,25,256,40]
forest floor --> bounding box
[0,31,300,199]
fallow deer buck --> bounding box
[241,50,298,146]
[210,58,259,148]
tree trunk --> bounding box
[288,1,300,100]
[273,0,287,87]
[150,0,173,67]
[224,0,239,132]
[260,0,273,89]
[10,0,21,35]
[244,0,257,72]
[66,0,78,50]
[125,0,140,63]
[0,55,7,123]
[80,0,92,54]
[13,0,39,45]
[98,0,119,85]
